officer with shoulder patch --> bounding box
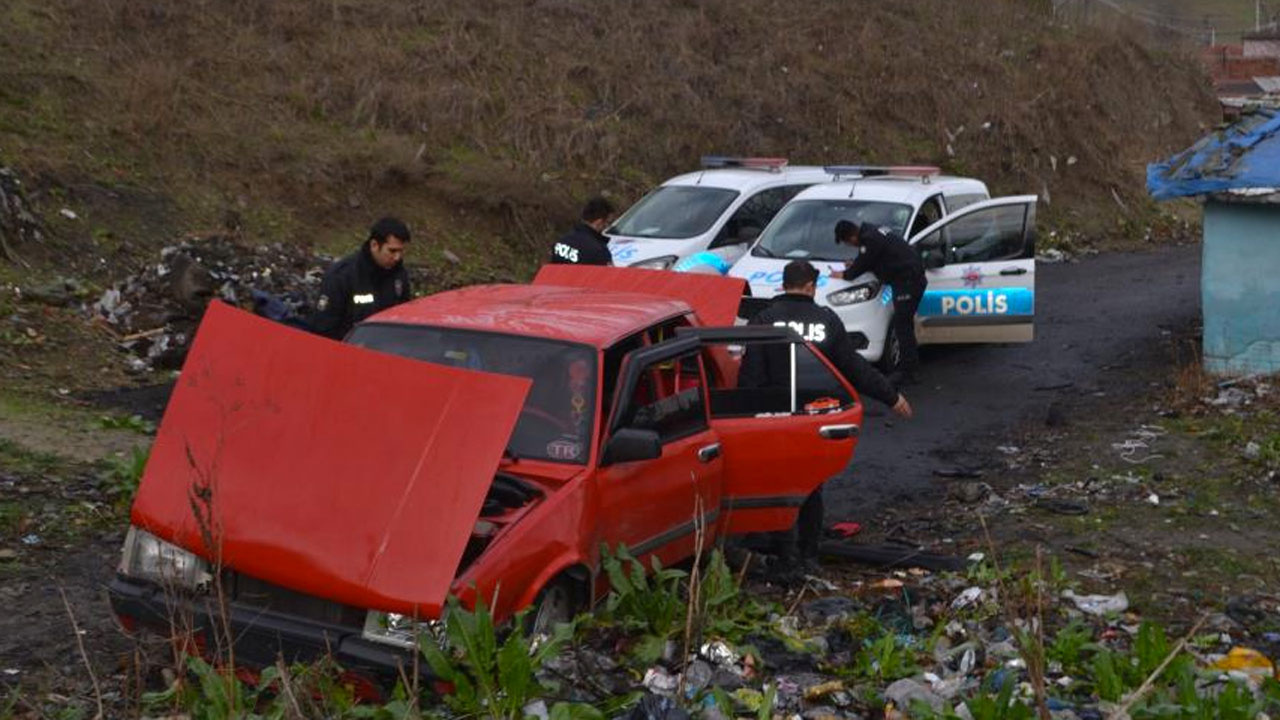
[548,196,614,266]
[831,218,928,384]
[310,216,413,340]
[741,259,912,569]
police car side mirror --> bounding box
[602,427,662,465]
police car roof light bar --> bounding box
[701,156,790,172]
[824,165,942,181]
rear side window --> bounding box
[944,193,988,212]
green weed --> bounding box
[102,445,149,501]
[96,413,155,435]
[601,544,687,661]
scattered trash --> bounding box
[803,680,844,701]
[1243,441,1262,460]
[1146,493,1160,506]
[58,208,78,220]
[884,678,944,712]
[950,587,986,611]
[642,667,680,696]
[1209,646,1275,681]
[20,534,40,547]
[830,522,863,538]
[625,693,691,720]
[1063,590,1129,616]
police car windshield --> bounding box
[609,186,739,240]
[753,199,913,261]
[347,324,597,465]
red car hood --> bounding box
[130,302,530,617]
[533,265,746,327]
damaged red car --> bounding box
[109,266,865,685]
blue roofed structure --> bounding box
[1148,108,1280,377]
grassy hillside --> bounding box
[2,0,1217,270]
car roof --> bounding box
[363,284,691,348]
[791,176,990,205]
[662,166,835,192]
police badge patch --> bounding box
[317,294,329,311]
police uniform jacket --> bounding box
[309,244,411,339]
[549,223,612,266]
[843,224,926,290]
[741,293,899,407]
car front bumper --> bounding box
[108,575,431,690]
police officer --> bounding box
[549,196,614,266]
[310,216,413,340]
[831,218,928,383]
[742,260,912,568]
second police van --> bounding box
[606,157,838,272]
[727,167,1039,371]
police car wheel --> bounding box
[877,325,902,374]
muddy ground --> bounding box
[3,242,1280,715]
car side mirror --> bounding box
[602,427,661,465]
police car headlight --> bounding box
[119,526,212,591]
[827,281,881,306]
[630,255,678,270]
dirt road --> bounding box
[826,243,1202,521]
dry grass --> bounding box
[0,0,1218,274]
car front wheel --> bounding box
[877,323,902,374]
[527,576,584,636]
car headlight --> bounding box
[119,526,212,590]
[827,280,881,306]
[630,255,678,270]
[362,610,446,650]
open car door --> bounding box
[677,326,863,535]
[909,195,1038,344]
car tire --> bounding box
[877,323,902,375]
[527,576,585,636]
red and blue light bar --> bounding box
[700,156,790,171]
[823,165,942,180]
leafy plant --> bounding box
[601,543,687,658]
[97,413,156,435]
[853,633,919,683]
[697,549,775,642]
[419,595,588,720]
[1046,619,1094,674]
[102,445,149,500]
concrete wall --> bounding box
[1203,200,1280,376]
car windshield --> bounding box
[752,199,914,261]
[609,186,739,240]
[347,325,597,465]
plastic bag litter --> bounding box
[1209,646,1275,683]
[1062,590,1129,616]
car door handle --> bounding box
[819,424,859,440]
[697,443,722,463]
[999,267,1028,276]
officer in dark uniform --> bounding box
[831,218,928,383]
[548,196,615,266]
[310,216,413,340]
[742,260,913,566]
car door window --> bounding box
[704,339,853,417]
[921,204,1029,265]
[617,352,708,443]
[908,195,945,238]
[710,185,810,248]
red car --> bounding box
[109,266,864,684]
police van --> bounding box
[728,167,1038,371]
[606,157,838,272]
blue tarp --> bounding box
[1147,108,1280,200]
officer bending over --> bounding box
[549,196,615,266]
[831,218,928,384]
[310,216,413,340]
[743,259,912,566]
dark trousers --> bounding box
[893,280,926,373]
[797,485,824,558]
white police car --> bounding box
[606,157,837,273]
[729,167,1038,370]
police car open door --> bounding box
[909,195,1038,344]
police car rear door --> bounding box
[909,196,1038,344]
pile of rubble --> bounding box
[86,235,327,371]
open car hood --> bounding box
[533,264,746,327]
[130,302,530,617]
